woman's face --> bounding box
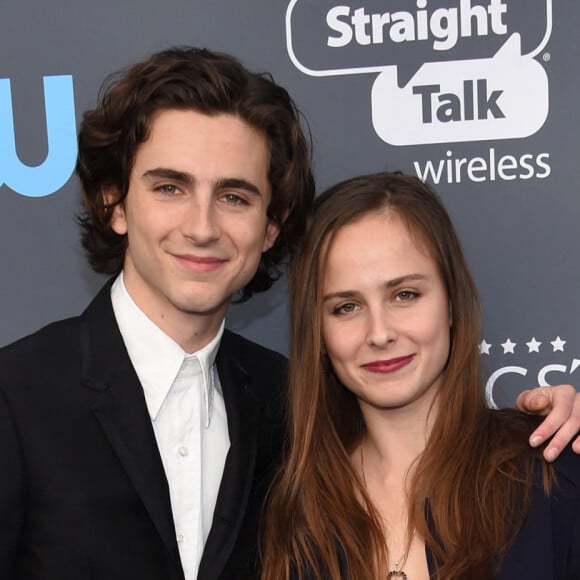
[320,210,451,416]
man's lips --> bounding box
[172,254,227,273]
[361,354,414,373]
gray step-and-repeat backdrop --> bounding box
[1,1,578,407]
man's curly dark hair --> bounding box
[76,46,315,300]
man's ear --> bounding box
[102,186,127,235]
[262,219,281,252]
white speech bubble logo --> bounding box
[286,0,552,145]
[372,33,549,145]
[286,0,551,77]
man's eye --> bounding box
[222,193,249,205]
[157,184,181,196]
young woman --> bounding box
[262,172,580,579]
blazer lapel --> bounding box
[496,465,554,579]
[197,333,261,579]
[79,282,182,574]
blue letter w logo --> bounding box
[0,75,77,197]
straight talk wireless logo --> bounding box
[286,0,553,177]
[480,335,580,409]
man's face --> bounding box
[109,109,279,348]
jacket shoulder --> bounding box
[0,317,81,368]
[221,329,287,364]
[552,443,580,494]
[219,329,288,398]
[0,281,115,378]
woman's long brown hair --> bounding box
[261,173,552,580]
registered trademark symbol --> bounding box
[543,52,551,62]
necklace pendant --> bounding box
[387,571,407,580]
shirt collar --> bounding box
[110,273,224,426]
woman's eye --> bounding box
[395,290,418,302]
[334,303,358,315]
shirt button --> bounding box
[177,534,184,543]
[178,446,189,457]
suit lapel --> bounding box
[197,332,261,579]
[79,282,182,574]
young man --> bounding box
[0,47,314,580]
[0,47,577,580]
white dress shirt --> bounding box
[111,274,230,580]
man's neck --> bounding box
[121,274,227,353]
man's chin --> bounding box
[175,296,230,319]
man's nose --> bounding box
[183,198,220,244]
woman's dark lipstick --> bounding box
[361,354,414,373]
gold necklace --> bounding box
[360,442,411,580]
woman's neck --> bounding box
[359,391,439,478]
[354,414,433,580]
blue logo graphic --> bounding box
[0,75,77,197]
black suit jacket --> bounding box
[0,282,287,580]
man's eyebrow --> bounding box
[142,167,194,185]
[215,178,263,197]
[140,169,263,197]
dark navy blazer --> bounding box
[484,444,580,579]
[300,444,580,579]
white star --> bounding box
[479,340,491,355]
[501,338,516,354]
[526,337,541,353]
[551,336,566,352]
